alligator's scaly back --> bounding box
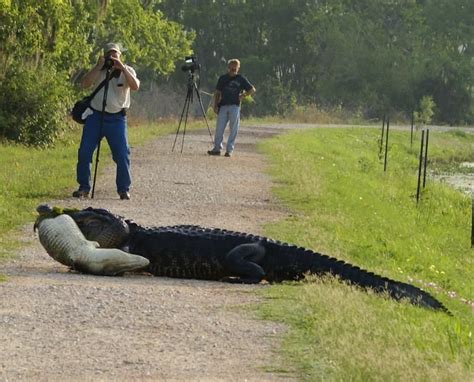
[126,223,449,313]
[126,223,233,280]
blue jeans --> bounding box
[76,110,131,193]
[212,105,240,153]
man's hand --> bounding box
[239,87,256,102]
[111,57,140,91]
[110,56,126,72]
[213,90,222,114]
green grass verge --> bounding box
[0,120,183,261]
[258,127,473,381]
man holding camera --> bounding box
[207,59,256,157]
[73,42,140,200]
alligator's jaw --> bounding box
[37,214,149,276]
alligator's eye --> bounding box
[36,204,53,215]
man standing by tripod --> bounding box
[73,42,140,200]
[207,59,255,157]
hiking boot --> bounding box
[72,189,89,198]
[207,150,221,156]
[118,191,131,200]
[224,152,232,157]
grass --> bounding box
[257,127,474,381]
[0,119,188,261]
[260,279,471,381]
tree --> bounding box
[416,0,473,124]
[0,0,193,145]
[155,0,472,124]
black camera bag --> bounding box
[71,78,108,124]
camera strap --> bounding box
[87,77,110,101]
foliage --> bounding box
[0,66,73,146]
[258,127,474,380]
[0,0,192,146]
[156,0,473,124]
[91,0,194,80]
[1,1,472,146]
[0,0,93,81]
[246,76,296,117]
[414,96,436,129]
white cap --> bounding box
[103,42,122,55]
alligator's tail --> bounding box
[267,243,450,313]
[307,251,449,313]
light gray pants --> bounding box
[212,105,240,154]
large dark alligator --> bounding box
[35,205,449,313]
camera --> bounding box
[103,54,114,70]
[181,56,200,72]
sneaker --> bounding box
[224,152,232,157]
[72,189,89,198]
[119,191,131,200]
[207,150,221,156]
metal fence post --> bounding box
[379,114,385,156]
[383,116,390,172]
[416,130,425,203]
[423,129,430,188]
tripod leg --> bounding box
[181,90,193,153]
[172,92,191,152]
[193,82,214,143]
[91,68,111,198]
[91,138,102,199]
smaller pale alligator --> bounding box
[35,205,449,313]
[35,213,149,276]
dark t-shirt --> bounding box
[216,74,253,106]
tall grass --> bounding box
[258,127,473,381]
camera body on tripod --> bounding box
[172,55,213,152]
[181,56,200,73]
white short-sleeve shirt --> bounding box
[90,65,138,113]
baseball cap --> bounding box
[103,42,122,55]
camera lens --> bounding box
[103,56,114,70]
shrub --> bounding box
[414,95,436,129]
[0,66,73,147]
[245,76,296,117]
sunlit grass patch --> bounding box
[258,127,473,380]
[260,128,473,305]
[259,277,472,381]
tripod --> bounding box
[172,71,214,152]
[91,67,112,199]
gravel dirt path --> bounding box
[3,122,468,381]
[0,124,295,381]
